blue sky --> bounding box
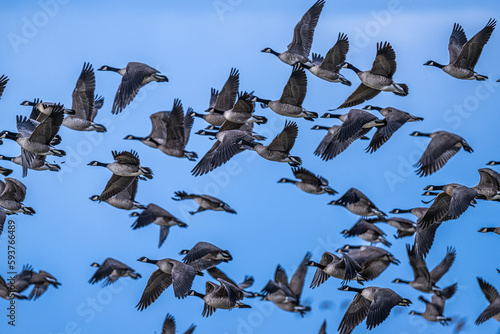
[1,0,499,333]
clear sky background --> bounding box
[0,0,499,333]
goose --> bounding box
[89,258,141,286]
[158,99,197,160]
[0,109,66,177]
[362,105,423,153]
[261,0,325,66]
[335,42,408,109]
[172,191,236,215]
[476,277,500,325]
[179,241,232,271]
[243,120,302,166]
[261,252,311,316]
[321,109,385,144]
[0,154,60,173]
[88,150,153,178]
[23,268,61,300]
[90,176,146,209]
[136,257,203,311]
[341,218,392,247]
[162,313,196,334]
[392,245,456,294]
[192,68,239,126]
[197,122,266,141]
[338,285,411,334]
[124,111,169,148]
[222,91,266,124]
[191,120,256,176]
[328,188,386,218]
[307,251,363,287]
[11,264,36,295]
[376,217,416,239]
[277,166,337,195]
[337,245,399,281]
[312,124,369,160]
[0,177,35,215]
[473,168,500,200]
[478,226,500,235]
[206,267,261,298]
[419,183,478,228]
[20,98,75,121]
[424,19,496,80]
[98,62,168,114]
[63,62,106,132]
[188,278,251,317]
[410,283,457,326]
[411,131,473,177]
[0,75,8,100]
[302,33,351,85]
[254,67,317,120]
[130,203,187,248]
[0,274,27,300]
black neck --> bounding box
[364,105,382,111]
[255,97,271,105]
[104,66,121,72]
[394,278,410,284]
[428,61,444,69]
[307,261,325,270]
[280,178,296,184]
[312,125,330,130]
[190,290,205,299]
[3,132,18,141]
[344,63,360,73]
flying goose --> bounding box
[261,0,325,66]
[188,278,251,317]
[254,67,317,120]
[337,245,400,281]
[98,62,168,114]
[328,188,386,218]
[206,267,261,298]
[0,75,8,100]
[130,203,187,248]
[476,277,500,325]
[172,191,236,215]
[419,183,478,228]
[158,99,197,160]
[338,285,411,334]
[0,274,27,300]
[243,120,302,166]
[21,267,61,300]
[392,245,456,294]
[223,91,266,124]
[410,283,457,326]
[90,176,146,209]
[191,119,255,176]
[89,258,141,286]
[89,150,153,178]
[124,111,169,148]
[312,124,369,160]
[340,218,392,247]
[0,154,60,173]
[20,98,75,121]
[0,177,35,215]
[424,19,496,80]
[63,62,106,132]
[335,41,408,109]
[321,109,385,145]
[136,257,203,311]
[277,166,337,195]
[261,252,311,316]
[1,108,66,177]
[411,130,473,177]
[179,241,232,272]
[162,313,196,334]
[473,168,500,200]
[362,105,423,153]
[302,33,351,85]
[376,217,416,239]
[192,68,239,126]
[307,251,363,287]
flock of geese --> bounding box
[1,1,500,333]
